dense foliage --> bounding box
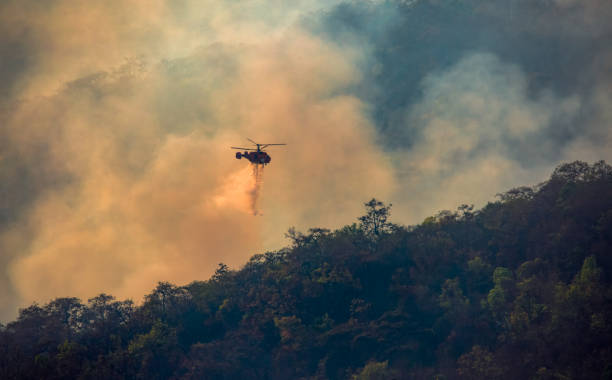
[2,161,612,379]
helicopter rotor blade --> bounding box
[247,138,258,145]
[231,147,257,150]
[260,144,285,149]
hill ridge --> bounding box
[2,160,611,379]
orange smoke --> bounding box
[0,1,398,321]
[214,163,264,216]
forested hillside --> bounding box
[2,161,612,379]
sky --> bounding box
[1,0,611,320]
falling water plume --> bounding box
[250,163,264,215]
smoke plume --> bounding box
[0,0,394,320]
[0,0,610,320]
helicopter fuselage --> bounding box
[231,140,284,165]
[236,150,271,165]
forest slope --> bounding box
[1,160,612,379]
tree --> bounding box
[352,360,396,380]
[487,267,514,317]
[143,282,191,322]
[457,346,503,379]
[212,263,230,282]
[358,199,394,239]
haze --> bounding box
[1,0,611,320]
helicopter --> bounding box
[231,138,286,165]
